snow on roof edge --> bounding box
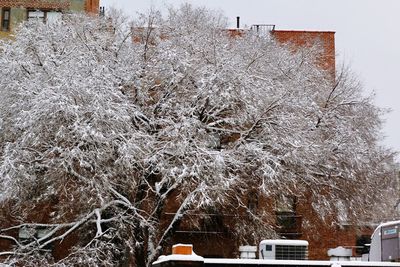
[259,239,309,246]
[153,254,204,265]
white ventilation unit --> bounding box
[239,246,257,259]
[259,239,308,260]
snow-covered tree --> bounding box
[0,4,396,266]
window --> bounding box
[201,211,224,233]
[46,11,62,24]
[276,194,296,213]
[275,195,300,235]
[206,132,221,149]
[2,8,10,32]
[28,10,46,22]
[27,10,62,24]
[19,226,53,251]
[355,235,371,256]
[247,191,259,214]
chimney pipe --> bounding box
[236,16,240,29]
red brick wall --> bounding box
[0,0,70,10]
[0,1,99,13]
[0,25,354,263]
[85,0,98,14]
[272,30,335,75]
[294,194,373,260]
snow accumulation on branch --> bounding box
[0,4,397,267]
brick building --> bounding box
[0,21,374,264]
[229,25,335,75]
[165,27,373,261]
[0,0,99,35]
[168,193,374,260]
[272,29,335,74]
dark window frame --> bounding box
[275,195,302,236]
[2,8,11,32]
[275,194,297,213]
[247,191,259,214]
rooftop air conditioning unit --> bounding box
[259,239,308,260]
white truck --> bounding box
[369,220,400,262]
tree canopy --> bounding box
[0,5,397,266]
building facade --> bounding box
[168,193,374,260]
[167,28,372,261]
[0,21,375,264]
[272,29,336,76]
[0,0,99,35]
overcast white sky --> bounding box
[100,0,400,156]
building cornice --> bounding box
[0,0,70,10]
